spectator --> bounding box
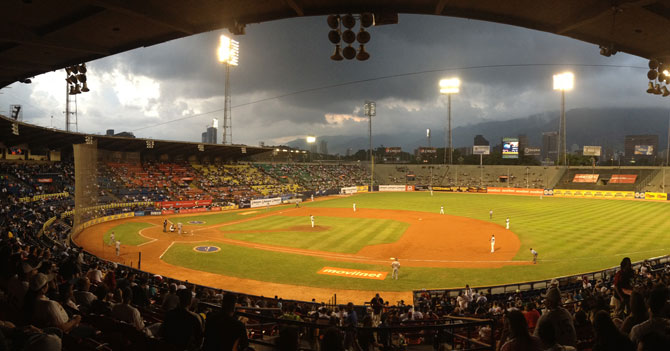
[522,303,540,332]
[161,284,179,311]
[110,287,145,331]
[159,288,203,350]
[499,310,542,351]
[73,277,97,310]
[620,290,648,334]
[629,285,670,346]
[613,257,634,316]
[537,320,576,350]
[592,310,634,351]
[533,286,576,347]
[203,293,248,351]
[25,273,82,333]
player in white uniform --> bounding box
[506,217,510,230]
[391,258,400,280]
[430,187,433,196]
[490,235,495,253]
[311,194,314,202]
[177,222,183,234]
[530,248,538,264]
[440,206,444,214]
[109,232,115,246]
[489,210,493,219]
[310,215,315,228]
[353,203,356,212]
[115,240,121,257]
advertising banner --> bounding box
[487,187,543,195]
[134,211,145,216]
[554,189,635,199]
[340,186,358,195]
[150,211,162,216]
[37,178,53,183]
[250,197,282,208]
[583,146,602,156]
[161,210,175,215]
[473,145,491,155]
[433,186,470,192]
[634,145,654,155]
[385,147,402,153]
[406,185,415,191]
[356,185,369,193]
[572,174,599,183]
[502,138,519,159]
[178,207,209,214]
[645,192,668,201]
[610,174,637,184]
[524,147,541,156]
[379,185,407,192]
[156,199,213,208]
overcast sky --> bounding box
[0,14,661,147]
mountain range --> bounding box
[286,108,670,155]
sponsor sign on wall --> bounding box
[572,174,599,183]
[356,185,369,193]
[583,146,602,156]
[524,147,541,156]
[634,145,654,155]
[150,211,162,216]
[178,208,209,214]
[379,185,407,192]
[487,187,544,195]
[473,145,491,155]
[340,186,358,195]
[156,200,213,208]
[553,189,635,199]
[645,192,668,201]
[250,197,282,208]
[610,174,637,184]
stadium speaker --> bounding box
[653,83,662,95]
[342,14,355,29]
[81,82,90,93]
[357,28,370,43]
[646,82,654,94]
[356,45,370,61]
[77,74,87,83]
[327,15,340,29]
[71,84,81,95]
[360,13,374,27]
[342,45,356,60]
[662,86,670,97]
[79,63,87,74]
[342,29,355,44]
[328,30,341,44]
[648,69,658,80]
[70,65,79,74]
[649,59,659,69]
[330,44,343,61]
[66,76,77,84]
[65,67,73,75]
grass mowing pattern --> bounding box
[160,192,670,290]
[169,208,280,226]
[103,222,153,246]
[221,216,408,253]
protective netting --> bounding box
[72,143,98,239]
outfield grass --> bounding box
[158,192,670,290]
[104,222,154,246]
[220,216,408,253]
[169,207,282,226]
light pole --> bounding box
[306,136,316,162]
[364,101,376,191]
[439,78,460,165]
[217,34,239,145]
[553,72,574,167]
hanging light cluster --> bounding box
[646,59,670,96]
[327,13,374,61]
[65,64,89,95]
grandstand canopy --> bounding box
[0,114,269,158]
[1,0,669,88]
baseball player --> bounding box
[391,258,400,280]
[506,217,510,230]
[109,232,115,246]
[489,209,493,219]
[177,222,183,235]
[310,215,315,228]
[311,194,314,202]
[353,203,356,212]
[163,219,167,232]
[430,186,433,196]
[530,248,538,264]
[115,240,121,257]
[490,234,495,253]
[440,206,444,215]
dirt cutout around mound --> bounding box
[75,204,524,303]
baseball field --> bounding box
[76,192,670,303]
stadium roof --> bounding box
[1,0,668,88]
[0,114,270,158]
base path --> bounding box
[74,206,523,303]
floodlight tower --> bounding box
[364,101,376,191]
[553,72,574,166]
[439,78,460,165]
[218,34,239,145]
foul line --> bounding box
[159,241,176,260]
[137,227,158,247]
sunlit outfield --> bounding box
[159,192,670,291]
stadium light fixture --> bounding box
[306,136,316,143]
[553,72,574,167]
[439,78,460,165]
[218,34,239,145]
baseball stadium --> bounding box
[2,1,670,351]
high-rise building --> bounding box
[518,134,528,150]
[319,140,328,155]
[541,132,559,164]
[474,135,489,146]
[624,135,658,163]
[201,120,218,144]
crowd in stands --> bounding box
[257,164,369,191]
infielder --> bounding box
[430,187,433,196]
[115,240,121,257]
[530,248,538,264]
[310,215,315,228]
[489,210,493,219]
[177,222,183,235]
[439,206,444,215]
[506,217,510,230]
[353,203,356,212]
[311,194,314,202]
[391,258,400,280]
[490,234,495,253]
[109,232,115,246]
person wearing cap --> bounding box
[533,286,576,348]
[115,240,120,257]
[28,272,82,333]
[530,248,538,264]
[109,231,115,246]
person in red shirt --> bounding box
[523,302,541,332]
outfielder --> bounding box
[530,248,538,264]
[353,203,356,212]
[490,234,495,253]
[506,217,510,230]
[391,258,400,280]
[489,209,493,219]
[440,206,444,215]
[310,215,315,228]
